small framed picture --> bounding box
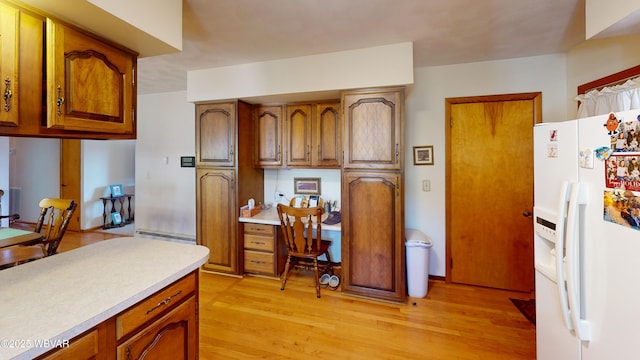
[111,212,122,225]
[110,184,123,197]
[413,145,434,165]
[294,177,321,195]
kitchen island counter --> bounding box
[0,237,209,360]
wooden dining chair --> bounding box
[0,198,76,269]
[33,198,77,256]
[276,204,333,298]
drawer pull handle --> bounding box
[252,241,266,245]
[145,290,182,315]
[251,260,267,265]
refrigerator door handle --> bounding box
[555,181,573,331]
[566,182,591,341]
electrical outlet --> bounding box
[422,180,431,192]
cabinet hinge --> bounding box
[450,116,453,128]
[450,258,453,269]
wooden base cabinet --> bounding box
[243,223,286,277]
[38,272,199,360]
[341,171,406,302]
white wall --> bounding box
[8,138,60,222]
[566,33,640,119]
[136,91,196,237]
[82,140,136,229]
[405,54,568,276]
[143,50,640,277]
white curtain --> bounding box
[576,77,640,118]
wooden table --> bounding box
[100,194,135,229]
[0,228,43,248]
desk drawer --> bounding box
[244,250,275,274]
[116,272,196,340]
[244,234,274,251]
[244,223,274,236]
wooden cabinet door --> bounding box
[342,88,403,170]
[253,105,283,167]
[196,102,236,167]
[285,104,312,167]
[0,2,19,126]
[341,171,405,302]
[313,102,341,167]
[117,297,197,360]
[196,168,239,274]
[46,19,136,134]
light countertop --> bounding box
[0,237,209,360]
[239,206,341,232]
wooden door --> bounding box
[446,93,540,292]
[196,102,236,167]
[196,168,238,274]
[60,139,81,231]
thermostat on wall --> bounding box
[181,156,195,167]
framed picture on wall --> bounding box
[413,145,434,165]
[111,212,122,225]
[294,178,321,195]
[110,184,123,197]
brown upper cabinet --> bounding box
[46,18,136,135]
[255,101,341,169]
[196,102,236,167]
[253,104,284,167]
[0,2,137,139]
[342,88,403,170]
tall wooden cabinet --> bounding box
[196,100,264,275]
[341,87,406,302]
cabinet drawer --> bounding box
[244,250,275,274]
[38,328,99,360]
[116,272,196,340]
[244,223,274,236]
[244,234,274,251]
[117,296,197,360]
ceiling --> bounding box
[136,0,587,95]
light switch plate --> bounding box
[422,180,430,192]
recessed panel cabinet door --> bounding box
[0,3,19,127]
[196,102,236,167]
[285,104,312,167]
[341,171,405,302]
[342,88,403,170]
[46,19,136,134]
[196,168,239,274]
[253,105,283,167]
[314,102,341,167]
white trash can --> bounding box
[405,228,432,298]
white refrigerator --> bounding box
[534,109,640,360]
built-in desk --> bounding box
[239,206,342,264]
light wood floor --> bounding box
[45,228,537,359]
